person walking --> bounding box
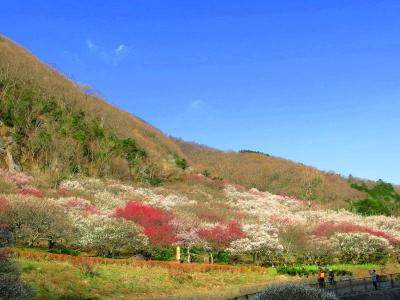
[317,269,326,288]
[328,269,335,285]
[369,269,378,290]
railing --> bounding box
[229,273,400,300]
[309,273,400,297]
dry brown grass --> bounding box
[176,140,367,204]
[0,34,183,173]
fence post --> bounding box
[390,274,394,288]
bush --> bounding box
[148,246,175,261]
[0,279,34,300]
[276,265,352,277]
[255,283,337,300]
[0,226,34,299]
[71,259,97,277]
[352,198,391,216]
[350,180,400,216]
[173,154,188,170]
[48,247,80,256]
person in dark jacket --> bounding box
[369,269,378,290]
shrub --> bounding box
[276,266,352,277]
[201,169,210,177]
[48,247,80,256]
[255,283,337,300]
[173,154,188,170]
[19,186,44,198]
[352,198,391,216]
[350,180,400,216]
[149,246,175,261]
[0,279,35,300]
[71,259,97,277]
[0,226,34,299]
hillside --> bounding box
[0,34,368,204]
[176,141,366,206]
[2,34,400,299]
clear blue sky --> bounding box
[2,1,399,183]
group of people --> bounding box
[317,268,380,290]
[317,269,335,287]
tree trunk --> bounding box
[187,247,190,263]
[210,252,214,264]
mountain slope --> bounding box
[0,34,367,204]
[0,35,185,183]
[176,140,365,205]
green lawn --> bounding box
[17,256,400,299]
[18,257,278,299]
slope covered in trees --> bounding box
[0,34,394,205]
[0,35,185,185]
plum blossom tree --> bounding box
[72,213,148,257]
[1,197,73,248]
[170,215,204,263]
[198,220,245,263]
[228,222,283,265]
[331,232,392,264]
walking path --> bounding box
[229,273,400,299]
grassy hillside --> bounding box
[0,35,186,184]
[0,34,373,205]
[176,140,365,205]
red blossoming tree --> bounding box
[115,201,176,245]
[198,220,245,263]
[313,222,397,243]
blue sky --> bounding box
[1,1,399,183]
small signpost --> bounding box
[176,246,181,262]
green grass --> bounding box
[17,257,277,299]
[18,255,399,299]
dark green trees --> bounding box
[350,180,400,216]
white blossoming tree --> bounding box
[228,222,283,265]
[331,232,392,264]
[72,213,148,257]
